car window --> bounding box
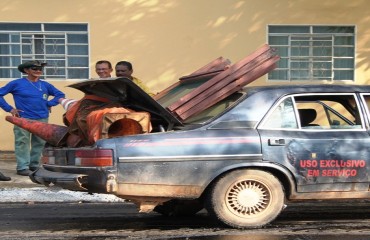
[295,94,362,130]
[260,93,362,130]
[262,97,298,129]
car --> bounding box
[19,78,370,229]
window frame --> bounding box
[359,93,370,127]
[267,25,356,82]
[259,93,365,131]
[0,22,90,80]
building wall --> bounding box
[0,0,369,150]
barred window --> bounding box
[268,25,355,81]
[0,23,89,80]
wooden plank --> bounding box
[154,73,217,101]
[171,48,277,116]
[179,63,277,120]
[152,81,180,101]
[168,44,272,112]
[168,44,271,112]
[179,57,231,81]
[179,57,278,120]
[177,56,279,120]
[155,57,231,100]
[179,71,224,82]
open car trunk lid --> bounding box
[68,77,183,127]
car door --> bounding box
[258,93,369,193]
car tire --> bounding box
[205,169,285,228]
[154,199,204,216]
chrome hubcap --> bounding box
[226,180,270,217]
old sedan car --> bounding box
[24,78,370,229]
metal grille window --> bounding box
[268,25,355,81]
[0,23,89,80]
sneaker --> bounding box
[0,172,11,181]
[17,169,32,176]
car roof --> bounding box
[244,84,370,95]
[209,84,370,127]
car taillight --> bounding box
[41,155,55,164]
[42,150,56,165]
[74,149,113,167]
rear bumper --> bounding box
[30,168,89,191]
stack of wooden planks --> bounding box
[167,44,280,121]
[153,57,231,101]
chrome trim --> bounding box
[118,154,262,163]
[42,164,104,169]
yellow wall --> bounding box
[0,0,370,150]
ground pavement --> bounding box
[0,151,41,188]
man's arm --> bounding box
[45,83,66,107]
[0,82,15,113]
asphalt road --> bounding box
[0,200,369,240]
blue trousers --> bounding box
[13,118,48,171]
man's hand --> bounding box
[10,109,23,117]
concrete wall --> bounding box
[0,0,370,150]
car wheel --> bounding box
[206,169,285,228]
[154,199,204,216]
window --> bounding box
[268,25,355,81]
[261,94,362,130]
[262,97,298,129]
[295,95,361,129]
[0,23,89,80]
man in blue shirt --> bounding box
[0,60,65,176]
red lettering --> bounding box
[300,160,318,168]
[320,160,366,168]
[351,160,366,168]
[321,169,357,177]
[320,160,329,167]
[307,169,320,177]
[322,170,330,176]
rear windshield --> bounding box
[156,79,244,124]
[183,92,244,124]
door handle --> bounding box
[268,138,285,146]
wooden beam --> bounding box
[179,57,231,81]
[168,44,273,112]
[172,50,277,116]
[177,56,279,120]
